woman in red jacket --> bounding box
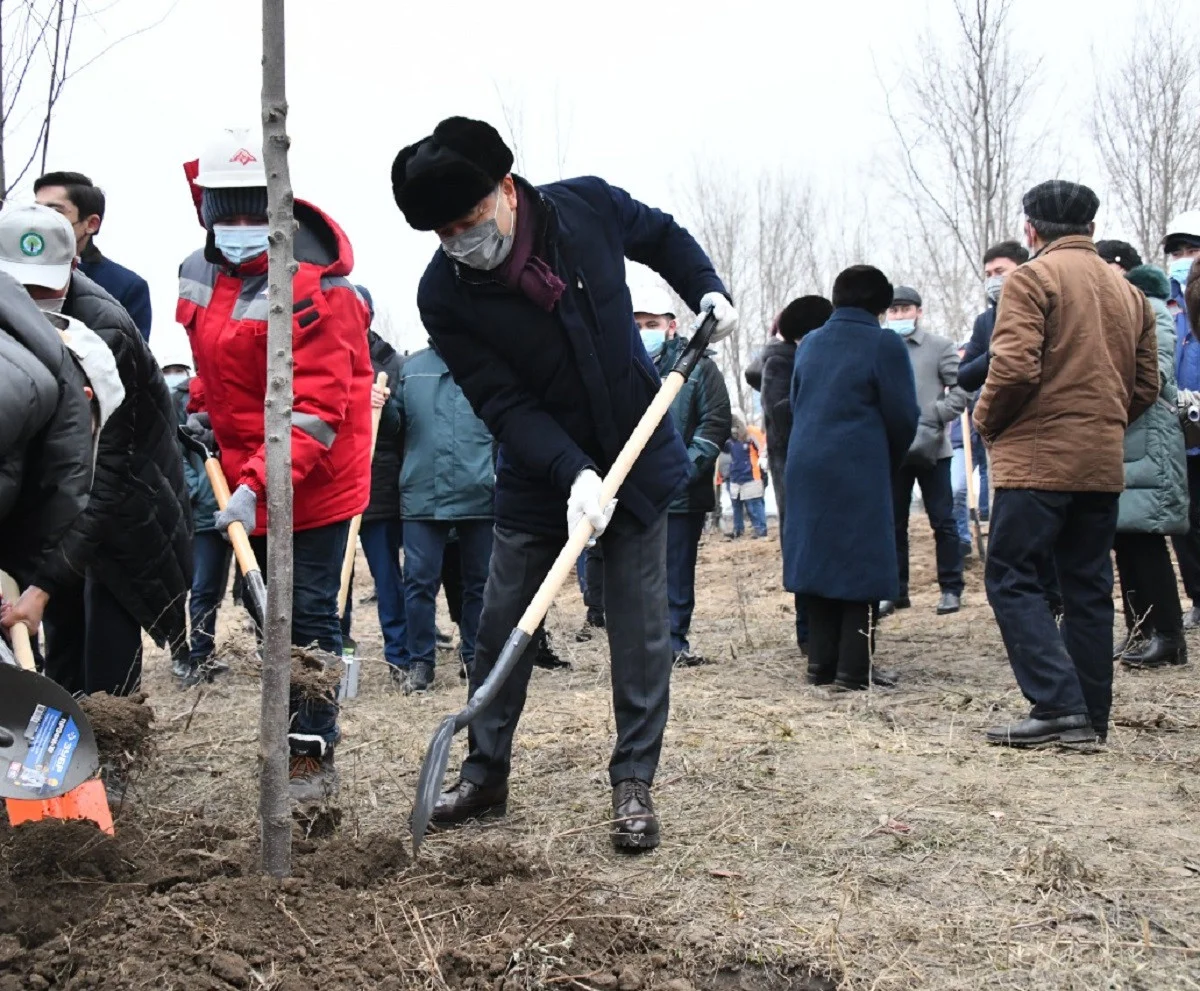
[178,127,373,803]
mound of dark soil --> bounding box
[79,692,154,767]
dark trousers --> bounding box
[580,545,605,624]
[404,519,492,669]
[1114,532,1183,637]
[463,510,671,788]
[360,518,408,669]
[441,538,463,626]
[985,489,1118,736]
[772,466,788,536]
[1171,454,1200,605]
[803,596,876,686]
[666,512,706,654]
[44,573,143,696]
[893,458,964,596]
[248,520,349,750]
[189,531,232,665]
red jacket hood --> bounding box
[183,159,354,279]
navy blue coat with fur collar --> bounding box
[417,176,728,535]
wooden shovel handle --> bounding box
[338,372,388,615]
[203,459,261,579]
[0,571,37,672]
[960,411,978,512]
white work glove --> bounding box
[691,292,738,343]
[1179,389,1200,413]
[567,469,617,543]
[214,483,257,539]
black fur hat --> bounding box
[777,295,833,343]
[392,117,514,231]
[832,266,894,316]
[1096,239,1143,272]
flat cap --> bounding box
[1022,180,1099,226]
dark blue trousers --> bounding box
[667,512,707,654]
[189,530,232,665]
[360,518,408,669]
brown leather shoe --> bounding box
[611,779,660,851]
[430,778,508,828]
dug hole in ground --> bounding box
[0,524,1197,991]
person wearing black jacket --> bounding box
[0,272,95,595]
[639,287,731,667]
[350,286,410,684]
[957,241,1028,392]
[0,205,192,696]
[393,117,736,851]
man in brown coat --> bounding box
[975,180,1159,747]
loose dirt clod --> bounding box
[289,646,342,699]
[78,692,154,767]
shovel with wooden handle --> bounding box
[960,411,987,562]
[0,571,101,808]
[177,427,268,624]
[336,371,389,698]
[409,313,719,854]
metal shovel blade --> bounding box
[0,664,99,801]
[409,713,458,855]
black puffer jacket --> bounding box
[32,272,192,650]
[0,275,93,587]
[363,331,406,523]
[746,338,796,467]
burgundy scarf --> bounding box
[497,184,565,312]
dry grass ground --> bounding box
[2,522,1198,990]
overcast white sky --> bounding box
[12,0,1137,363]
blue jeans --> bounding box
[733,497,767,537]
[667,512,706,653]
[404,519,492,669]
[189,530,232,665]
[361,519,408,669]
[951,435,991,542]
[249,520,349,750]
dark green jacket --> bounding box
[1118,295,1188,535]
[398,346,495,521]
[173,378,219,533]
[653,335,732,514]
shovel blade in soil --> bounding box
[410,714,457,855]
[0,665,99,801]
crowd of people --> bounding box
[1,115,1197,850]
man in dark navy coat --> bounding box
[392,117,737,851]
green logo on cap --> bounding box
[20,231,45,257]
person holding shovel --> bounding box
[392,116,736,851]
[177,127,373,802]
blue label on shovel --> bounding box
[12,705,78,794]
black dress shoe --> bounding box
[1185,606,1200,630]
[1121,634,1188,669]
[936,592,961,615]
[985,713,1097,746]
[878,597,911,618]
[611,779,660,851]
[172,657,201,688]
[430,778,509,827]
[1113,632,1146,660]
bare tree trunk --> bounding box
[259,0,295,879]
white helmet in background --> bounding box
[1163,210,1200,250]
[631,285,676,318]
[194,127,266,189]
[154,339,194,372]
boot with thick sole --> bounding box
[288,745,339,804]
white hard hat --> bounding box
[631,285,676,318]
[154,339,194,371]
[1163,210,1200,247]
[194,127,267,189]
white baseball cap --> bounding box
[0,204,76,290]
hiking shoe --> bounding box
[388,665,409,690]
[289,749,338,803]
[404,661,434,694]
[611,779,660,851]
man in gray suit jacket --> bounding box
[881,286,969,616]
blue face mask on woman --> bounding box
[214,224,270,266]
[1170,256,1196,290]
[889,318,917,337]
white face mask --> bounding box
[440,190,515,271]
[36,295,65,314]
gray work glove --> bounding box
[214,483,257,539]
[183,411,215,452]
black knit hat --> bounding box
[891,285,922,308]
[1022,180,1099,226]
[392,117,514,231]
[202,186,268,229]
[1125,264,1171,301]
[777,295,833,343]
[1095,239,1142,271]
[832,265,894,316]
